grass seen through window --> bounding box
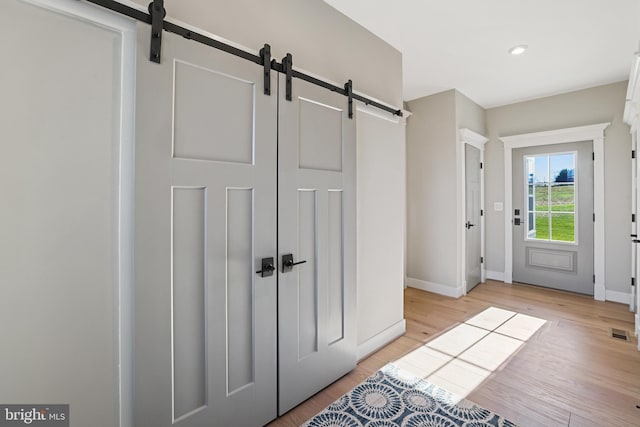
[532,184,575,242]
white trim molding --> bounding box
[458,129,489,295]
[486,270,505,282]
[624,51,640,128]
[406,277,465,298]
[500,123,610,301]
[357,320,406,361]
[605,290,632,305]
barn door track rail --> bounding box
[84,0,403,118]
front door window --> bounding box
[525,152,576,243]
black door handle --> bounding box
[282,253,307,273]
[465,221,475,229]
[256,257,275,277]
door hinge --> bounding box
[480,256,484,264]
[632,277,636,287]
[480,162,483,169]
[480,209,484,216]
[633,213,636,223]
[593,213,596,222]
[592,152,595,161]
[593,274,596,283]
[633,150,637,159]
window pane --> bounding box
[551,213,575,242]
[535,183,548,209]
[534,156,549,183]
[527,211,535,233]
[550,153,574,184]
[533,212,549,240]
[550,182,574,212]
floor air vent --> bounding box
[609,328,630,342]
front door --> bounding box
[277,74,357,414]
[465,144,482,292]
[512,142,594,294]
[134,28,278,426]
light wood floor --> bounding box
[268,280,640,427]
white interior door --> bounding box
[631,129,637,313]
[512,142,594,294]
[634,129,640,337]
[465,144,482,292]
[134,28,278,426]
[277,75,357,414]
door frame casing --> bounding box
[458,128,488,295]
[500,123,610,301]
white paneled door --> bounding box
[134,28,278,426]
[277,75,357,414]
[134,24,357,427]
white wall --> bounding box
[356,106,406,358]
[456,91,487,136]
[406,90,458,290]
[132,0,403,107]
[485,81,631,295]
[1,1,135,426]
[406,90,487,295]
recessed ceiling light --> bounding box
[508,45,528,55]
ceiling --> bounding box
[323,0,640,108]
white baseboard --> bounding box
[594,283,606,301]
[485,270,505,281]
[357,319,406,361]
[605,290,631,305]
[405,277,464,298]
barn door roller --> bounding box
[148,0,165,63]
[259,44,272,96]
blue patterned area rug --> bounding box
[302,364,517,427]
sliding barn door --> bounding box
[277,75,357,414]
[134,28,278,426]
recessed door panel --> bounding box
[173,61,255,164]
[172,187,207,419]
[327,190,345,344]
[226,188,254,393]
[298,98,343,171]
[297,189,319,359]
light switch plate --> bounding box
[494,202,503,212]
